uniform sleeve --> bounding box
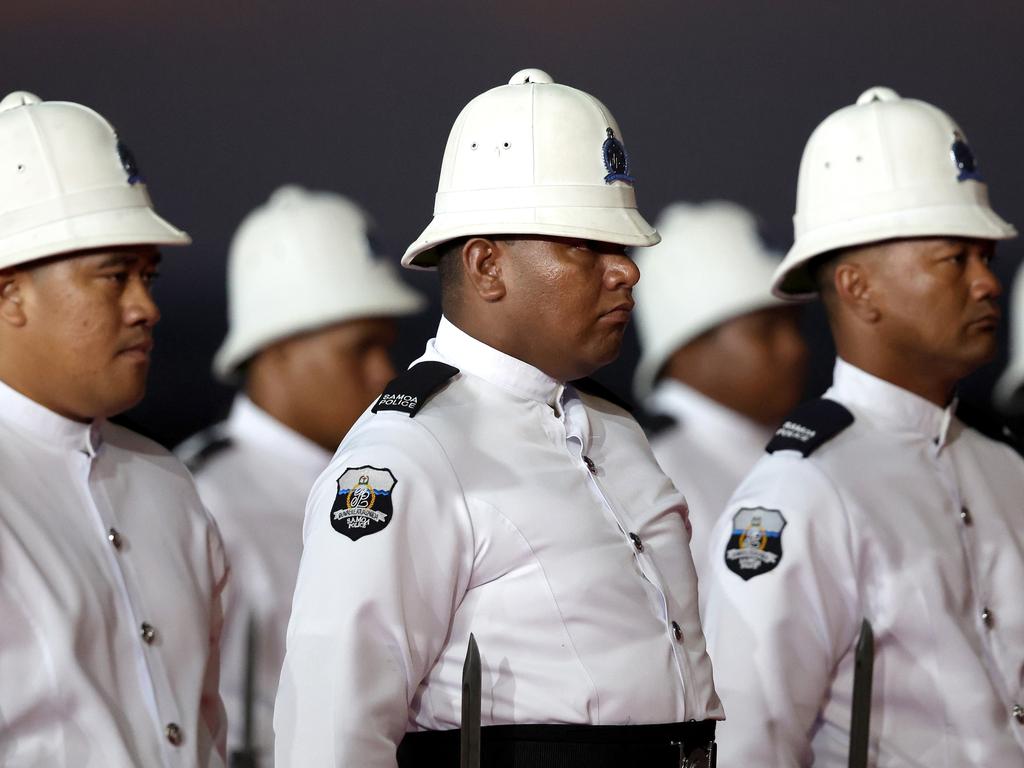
[700,454,860,767]
[201,509,230,763]
[273,417,474,768]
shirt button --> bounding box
[982,607,993,627]
[1013,705,1024,724]
[583,456,597,474]
[628,532,644,552]
[140,622,157,644]
[671,621,683,642]
[165,723,183,746]
[960,506,973,525]
[107,528,123,550]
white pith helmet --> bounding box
[773,86,1016,299]
[402,68,659,269]
[0,91,189,270]
[994,263,1024,412]
[214,185,426,382]
[633,201,785,398]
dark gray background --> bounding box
[4,1,1022,447]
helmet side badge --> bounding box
[116,139,143,185]
[602,128,635,185]
[951,131,982,182]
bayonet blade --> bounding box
[461,633,481,768]
[848,619,874,768]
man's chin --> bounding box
[953,337,998,377]
[96,384,148,421]
[574,343,624,380]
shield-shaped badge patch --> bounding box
[330,466,397,541]
[724,507,787,581]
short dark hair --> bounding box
[809,248,847,300]
[437,237,469,316]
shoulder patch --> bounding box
[571,377,634,413]
[372,361,459,417]
[956,399,1024,458]
[724,507,788,580]
[330,466,397,541]
[176,425,234,474]
[634,407,679,438]
[766,398,854,457]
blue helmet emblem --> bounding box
[116,140,143,185]
[951,131,982,182]
[602,128,635,185]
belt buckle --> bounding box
[672,740,716,768]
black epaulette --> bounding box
[766,398,854,457]
[571,377,634,413]
[634,407,679,438]
[956,399,1024,458]
[372,361,459,417]
[175,426,234,474]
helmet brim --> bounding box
[402,205,660,269]
[773,202,1017,300]
[0,204,190,271]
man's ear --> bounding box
[833,258,881,323]
[462,237,507,303]
[0,269,28,327]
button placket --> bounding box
[671,620,683,642]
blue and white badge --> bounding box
[330,466,397,541]
[602,128,635,185]
[724,507,787,580]
[951,130,982,182]
[116,139,143,185]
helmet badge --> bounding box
[116,139,143,185]
[602,128,635,185]
[951,131,982,182]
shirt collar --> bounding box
[428,316,565,406]
[828,358,956,447]
[647,379,772,446]
[0,376,104,456]
[228,395,332,467]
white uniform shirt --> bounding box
[645,379,771,581]
[275,317,722,768]
[181,396,331,766]
[702,359,1024,767]
[0,378,228,768]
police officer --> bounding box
[178,185,424,765]
[633,201,807,580]
[274,69,722,767]
[701,87,1024,765]
[0,92,227,765]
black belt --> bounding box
[397,720,716,767]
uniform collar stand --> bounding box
[432,316,564,406]
[647,379,772,447]
[829,358,956,446]
[0,376,104,456]
[229,395,331,465]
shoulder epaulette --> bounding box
[955,399,1024,458]
[634,407,679,438]
[571,377,634,413]
[766,398,854,457]
[176,425,234,474]
[372,361,459,417]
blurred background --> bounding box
[3,1,1022,447]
